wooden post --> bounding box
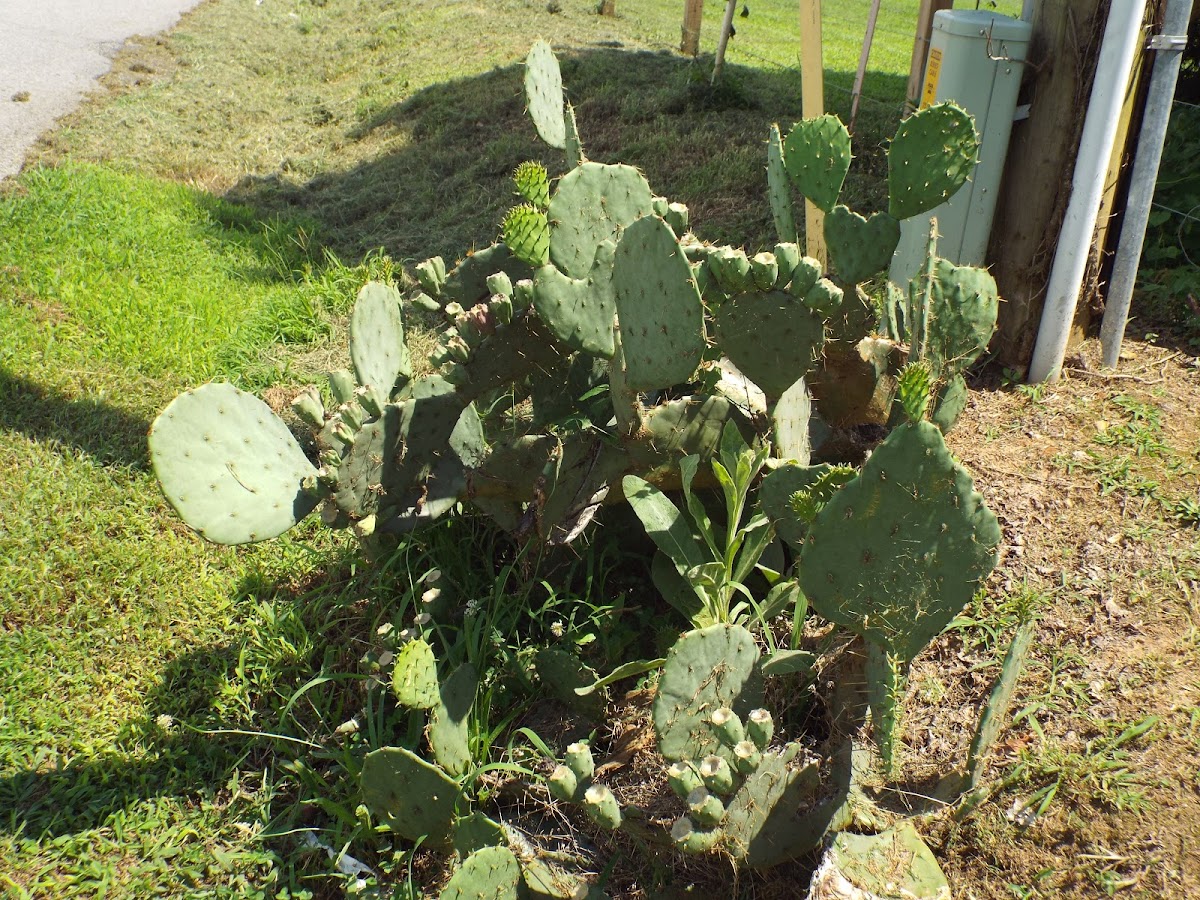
[850,0,883,132]
[599,0,615,15]
[800,0,826,264]
[906,0,953,115]
[712,0,739,84]
[682,0,705,56]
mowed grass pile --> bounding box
[5,0,1024,895]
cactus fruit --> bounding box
[393,637,440,709]
[612,215,707,391]
[514,161,551,209]
[664,201,690,235]
[291,385,325,428]
[782,115,852,214]
[430,662,478,777]
[798,420,1001,665]
[710,708,745,748]
[548,162,654,280]
[503,205,551,268]
[148,383,320,545]
[714,290,825,400]
[651,623,763,763]
[699,756,735,794]
[548,765,580,802]
[772,242,802,288]
[823,206,901,285]
[441,845,521,900]
[531,241,618,358]
[801,277,843,317]
[415,256,447,298]
[706,246,754,294]
[360,746,462,844]
[525,40,566,149]
[767,123,798,243]
[350,281,411,405]
[887,102,980,221]
[688,786,726,826]
[565,742,595,785]
[667,762,703,798]
[328,368,357,405]
[787,255,822,298]
[750,252,779,291]
[671,817,722,854]
[583,784,622,830]
[733,740,762,774]
[746,709,774,750]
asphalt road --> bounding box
[0,0,203,180]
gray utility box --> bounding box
[890,10,1032,288]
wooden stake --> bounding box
[906,1,953,115]
[850,0,883,132]
[712,0,739,84]
[799,0,826,264]
[681,0,705,56]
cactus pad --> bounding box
[441,846,520,900]
[535,648,606,720]
[453,812,507,857]
[430,662,478,777]
[549,162,654,279]
[887,102,980,220]
[531,241,617,358]
[612,215,706,391]
[652,624,763,762]
[767,124,797,243]
[525,40,565,149]
[149,383,319,545]
[715,290,825,400]
[393,637,439,709]
[799,420,1001,663]
[812,822,950,899]
[931,373,968,434]
[782,115,852,213]
[443,244,534,308]
[923,258,999,377]
[350,282,411,403]
[722,744,823,868]
[823,206,901,285]
[360,746,461,844]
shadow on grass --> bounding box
[0,366,150,469]
[225,48,907,265]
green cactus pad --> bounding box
[767,124,797,243]
[531,241,617,358]
[549,162,654,279]
[799,420,1001,663]
[782,115,852,213]
[441,846,520,900]
[443,244,534,308]
[629,395,750,470]
[392,637,439,709]
[525,40,565,149]
[931,373,968,434]
[964,617,1035,790]
[453,812,507,857]
[503,205,550,268]
[521,857,588,899]
[771,377,812,464]
[923,258,999,377]
[612,215,706,391]
[564,102,586,168]
[888,102,980,220]
[536,648,606,720]
[514,161,551,209]
[430,662,478,777]
[652,624,764,763]
[823,205,901,285]
[722,744,823,868]
[149,383,319,545]
[760,462,841,549]
[816,822,949,899]
[350,282,411,403]
[360,746,462,844]
[714,290,825,400]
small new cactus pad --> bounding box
[887,101,980,220]
[652,623,763,762]
[514,161,551,209]
[503,204,550,268]
[452,812,507,857]
[535,648,606,719]
[430,663,478,777]
[441,845,521,900]
[531,241,617,358]
[823,205,901,285]
[810,822,950,900]
[564,102,586,168]
[392,637,439,709]
[798,420,1001,663]
[931,373,968,434]
[771,377,812,464]
[149,383,318,545]
[548,162,654,279]
[612,215,706,391]
[525,40,565,149]
[360,746,462,844]
[722,744,823,868]
[923,257,1000,378]
[350,281,411,403]
[767,124,798,243]
[715,290,825,400]
[782,114,852,213]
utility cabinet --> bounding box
[890,10,1033,287]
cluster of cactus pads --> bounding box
[146,40,1021,895]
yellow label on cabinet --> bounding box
[921,48,943,108]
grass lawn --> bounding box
[4,2,1198,898]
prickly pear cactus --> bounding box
[782,114,852,213]
[350,281,411,404]
[714,289,825,400]
[360,746,462,844]
[393,637,440,709]
[721,743,823,868]
[548,162,654,280]
[887,102,980,221]
[441,845,521,900]
[767,123,797,243]
[524,40,565,150]
[823,206,901,286]
[807,822,950,900]
[149,383,319,545]
[430,663,478,777]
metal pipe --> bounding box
[1100,0,1195,367]
[1028,0,1147,383]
